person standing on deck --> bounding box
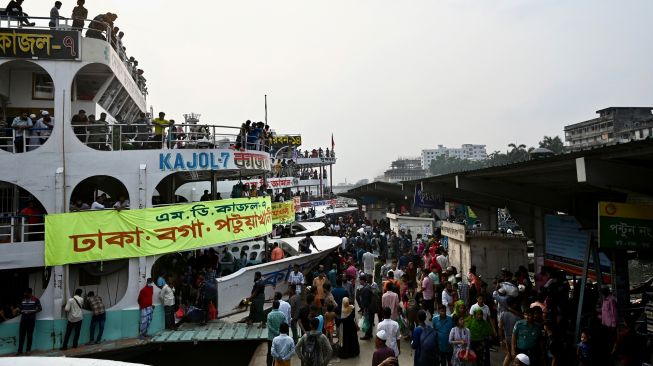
[159,278,175,330]
[247,271,266,328]
[61,289,84,350]
[71,0,87,30]
[16,288,41,355]
[85,291,106,344]
[267,300,288,366]
[138,278,154,339]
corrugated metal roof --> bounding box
[151,321,268,343]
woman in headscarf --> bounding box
[468,309,493,366]
[338,297,360,358]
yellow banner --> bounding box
[599,201,653,220]
[45,197,272,266]
[271,201,295,224]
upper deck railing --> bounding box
[0,13,146,96]
[0,122,270,153]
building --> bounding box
[421,144,487,169]
[564,107,653,150]
[383,157,427,182]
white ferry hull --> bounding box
[217,236,341,317]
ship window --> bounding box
[241,245,250,252]
[249,252,258,261]
[231,247,240,253]
[252,244,261,250]
[32,73,54,100]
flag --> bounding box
[331,133,335,150]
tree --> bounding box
[507,143,530,163]
[538,135,565,154]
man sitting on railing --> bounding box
[3,0,34,26]
[70,0,87,30]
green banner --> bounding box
[271,201,295,224]
[45,197,273,266]
[599,201,653,250]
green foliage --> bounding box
[427,136,565,176]
[538,135,565,154]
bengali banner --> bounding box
[45,197,273,266]
[271,201,296,224]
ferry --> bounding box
[0,13,341,355]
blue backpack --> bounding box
[418,325,438,365]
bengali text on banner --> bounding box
[271,201,295,224]
[45,197,273,266]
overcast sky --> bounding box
[28,1,653,183]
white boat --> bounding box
[0,13,339,356]
[216,235,341,317]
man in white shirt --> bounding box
[159,278,175,329]
[34,111,54,145]
[91,195,105,210]
[436,250,449,271]
[377,306,401,357]
[287,264,304,294]
[11,112,33,153]
[340,236,347,251]
[61,288,84,350]
[442,281,454,316]
[275,292,291,324]
[112,196,130,211]
[362,250,375,281]
[469,295,491,321]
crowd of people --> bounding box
[246,212,650,366]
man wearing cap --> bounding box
[372,329,398,366]
[33,111,54,146]
[377,307,401,357]
[513,353,530,366]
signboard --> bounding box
[0,28,80,60]
[414,185,444,209]
[271,201,295,224]
[242,177,298,190]
[299,199,337,208]
[269,135,302,147]
[545,215,611,276]
[158,150,270,172]
[441,221,466,242]
[599,202,653,250]
[45,197,272,266]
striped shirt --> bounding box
[86,296,105,316]
[20,296,41,320]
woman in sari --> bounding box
[338,297,360,359]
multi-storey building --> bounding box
[564,107,653,150]
[421,144,487,169]
[383,157,427,183]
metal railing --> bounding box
[0,128,52,153]
[0,14,145,96]
[0,216,44,243]
[73,123,269,151]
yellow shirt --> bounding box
[152,118,170,135]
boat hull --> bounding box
[216,236,341,317]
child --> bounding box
[577,330,591,366]
[324,304,336,344]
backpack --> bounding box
[302,333,322,366]
[418,325,438,365]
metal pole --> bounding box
[211,170,216,201]
[329,163,333,197]
[575,232,594,341]
[265,95,267,125]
